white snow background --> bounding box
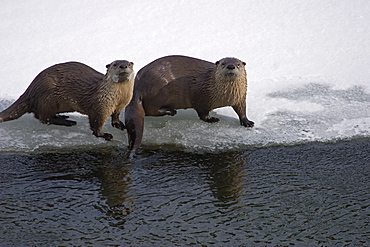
[0,0,369,152]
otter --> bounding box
[0,60,135,140]
[125,55,254,151]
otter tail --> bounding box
[0,94,30,122]
[125,98,145,152]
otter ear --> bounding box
[242,61,246,66]
[106,63,111,69]
[130,62,134,66]
[215,61,220,66]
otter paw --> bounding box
[167,109,177,116]
[93,131,113,141]
[112,120,126,130]
[205,117,220,123]
[49,116,76,126]
[57,115,70,119]
[66,120,77,126]
[159,107,177,116]
[241,119,254,127]
[102,133,113,141]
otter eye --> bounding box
[113,63,117,67]
[221,63,226,66]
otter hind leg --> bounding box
[159,107,177,116]
[196,110,220,123]
[47,115,77,126]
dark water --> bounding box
[1,138,369,246]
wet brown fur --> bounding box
[125,55,254,151]
[0,60,135,140]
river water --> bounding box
[1,137,369,246]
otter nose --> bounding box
[119,65,128,69]
[227,64,235,70]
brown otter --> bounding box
[0,60,135,140]
[125,55,254,151]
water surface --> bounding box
[1,139,369,246]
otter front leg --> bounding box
[196,110,220,123]
[232,105,254,127]
[125,100,146,151]
[89,116,113,141]
[111,111,126,130]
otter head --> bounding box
[106,60,134,83]
[215,58,246,80]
